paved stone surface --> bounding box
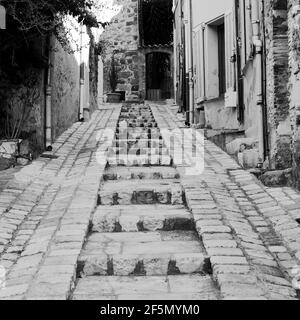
[0,167,22,193]
[1,102,300,300]
[72,275,219,300]
[151,102,300,300]
[79,231,207,277]
[0,105,121,300]
[92,205,193,233]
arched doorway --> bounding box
[146,52,172,101]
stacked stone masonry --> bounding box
[100,0,145,100]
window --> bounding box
[218,23,226,96]
[139,0,173,47]
[239,0,253,67]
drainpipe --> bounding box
[180,0,187,116]
[45,34,54,151]
[173,1,177,104]
[187,0,195,124]
[202,24,206,100]
[252,0,264,164]
[261,0,270,162]
[79,22,85,121]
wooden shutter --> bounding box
[0,5,6,29]
[224,9,237,107]
[194,24,205,103]
[193,27,200,101]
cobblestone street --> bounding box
[0,103,300,300]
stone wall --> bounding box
[0,35,47,156]
[51,37,80,140]
[100,0,143,100]
[264,0,292,170]
[288,0,300,188]
[47,22,94,142]
[89,31,99,114]
[0,18,97,159]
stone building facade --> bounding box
[173,0,298,171]
[288,0,300,188]
[100,0,143,101]
[100,0,174,101]
[264,0,291,170]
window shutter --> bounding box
[194,25,205,104]
[0,5,6,30]
[193,28,201,102]
[224,9,237,108]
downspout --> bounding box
[79,21,85,121]
[45,34,54,151]
[261,0,270,162]
[183,19,190,124]
[180,0,187,116]
[234,0,244,123]
[188,0,195,124]
[202,25,206,100]
[252,0,265,164]
[173,0,177,104]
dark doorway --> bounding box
[140,0,173,47]
[218,23,226,96]
[146,52,172,100]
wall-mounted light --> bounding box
[292,5,300,26]
[0,5,6,29]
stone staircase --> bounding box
[71,104,219,300]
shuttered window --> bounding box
[239,0,253,66]
[193,24,206,103]
[224,9,237,107]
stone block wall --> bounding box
[100,0,145,100]
[288,0,300,188]
[0,17,98,160]
[51,37,81,140]
[264,0,292,170]
[0,38,46,157]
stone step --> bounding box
[92,205,193,232]
[112,139,165,148]
[78,231,208,276]
[72,275,218,300]
[103,167,179,181]
[99,179,183,205]
[107,147,169,157]
[107,154,172,167]
[115,128,161,140]
[117,122,158,128]
[119,112,154,118]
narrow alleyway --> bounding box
[0,103,300,300]
[72,104,218,300]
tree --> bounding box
[0,0,116,32]
[0,0,120,51]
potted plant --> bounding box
[107,53,122,103]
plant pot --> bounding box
[107,92,122,103]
